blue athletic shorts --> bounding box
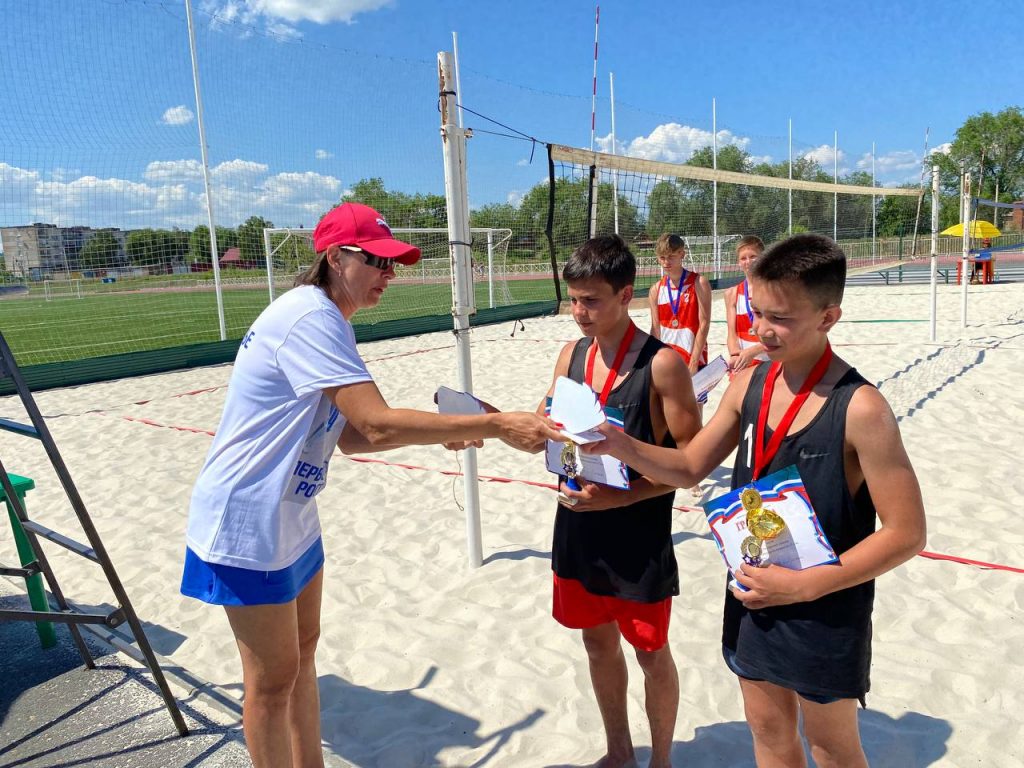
[722,644,842,705]
[180,538,324,606]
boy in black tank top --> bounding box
[584,235,927,767]
[536,235,702,768]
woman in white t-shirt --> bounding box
[182,202,560,768]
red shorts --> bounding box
[552,574,672,652]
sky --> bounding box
[1,0,1021,232]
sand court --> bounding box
[1,282,1023,767]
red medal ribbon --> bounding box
[752,342,833,480]
[585,322,637,406]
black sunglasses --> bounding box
[344,248,393,271]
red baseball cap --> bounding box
[313,202,421,265]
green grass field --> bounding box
[0,276,574,366]
[0,268,673,368]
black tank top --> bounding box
[551,334,678,603]
[725,363,877,699]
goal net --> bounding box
[263,227,514,324]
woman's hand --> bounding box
[497,412,564,453]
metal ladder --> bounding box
[0,331,187,736]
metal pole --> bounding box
[930,165,939,342]
[263,228,274,304]
[871,142,876,262]
[452,32,464,129]
[833,130,838,242]
[184,0,226,341]
[712,97,719,279]
[587,5,600,237]
[438,51,483,568]
[961,170,970,328]
[911,127,929,258]
[610,71,619,235]
[487,229,495,308]
[788,118,793,236]
[590,5,599,152]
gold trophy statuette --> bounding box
[739,486,786,567]
[560,441,582,491]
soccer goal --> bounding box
[42,278,83,301]
[262,226,514,319]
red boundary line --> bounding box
[119,414,1024,575]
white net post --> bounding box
[486,229,495,308]
[263,228,275,305]
[930,165,939,342]
[439,51,483,569]
[184,0,226,341]
[961,171,971,328]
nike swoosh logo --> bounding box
[799,449,829,459]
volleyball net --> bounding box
[546,144,925,291]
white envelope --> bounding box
[435,386,487,416]
[691,354,729,401]
[549,376,606,444]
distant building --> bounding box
[0,223,128,278]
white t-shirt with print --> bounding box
[186,285,372,570]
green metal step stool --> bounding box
[0,472,56,648]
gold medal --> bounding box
[740,488,762,511]
[741,535,762,561]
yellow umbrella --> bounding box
[940,220,1001,238]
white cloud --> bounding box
[247,0,393,24]
[603,123,751,164]
[929,142,952,157]
[507,190,525,207]
[803,144,846,170]
[212,159,270,182]
[144,159,203,183]
[161,105,195,125]
[203,0,393,37]
[2,159,344,230]
[856,149,919,174]
[315,149,334,160]
[30,175,194,227]
[1,162,41,186]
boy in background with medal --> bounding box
[649,232,711,498]
[586,234,926,767]
[725,235,770,373]
[537,234,701,768]
[649,233,712,381]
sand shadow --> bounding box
[874,344,987,423]
[0,593,248,767]
[483,547,551,565]
[319,666,544,768]
[53,597,188,657]
[610,709,950,768]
